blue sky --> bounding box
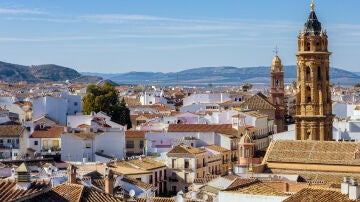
[0,0,359,73]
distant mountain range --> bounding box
[0,60,358,86]
[83,66,360,86]
[0,61,102,83]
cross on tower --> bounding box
[273,46,279,56]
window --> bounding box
[149,175,153,184]
[172,159,176,168]
[139,140,144,149]
[164,169,166,180]
[245,148,250,158]
[126,140,134,148]
[16,139,19,144]
[74,102,78,106]
[14,153,18,156]
[184,159,189,169]
[172,186,177,193]
[306,67,311,81]
[85,143,91,148]
[0,139,2,144]
[7,139,11,143]
[34,141,38,146]
[317,67,322,81]
[136,178,141,181]
[159,170,162,180]
[307,97,312,103]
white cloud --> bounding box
[0,8,46,15]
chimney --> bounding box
[67,164,77,184]
[283,182,289,192]
[228,167,233,175]
[341,176,350,194]
[349,178,360,200]
[104,167,114,195]
[16,163,31,190]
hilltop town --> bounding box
[0,2,360,202]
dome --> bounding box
[271,55,283,72]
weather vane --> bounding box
[310,0,315,11]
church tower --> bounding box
[295,1,334,141]
[270,51,285,132]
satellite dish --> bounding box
[129,189,135,197]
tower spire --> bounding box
[310,0,315,11]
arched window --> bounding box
[306,86,311,103]
[317,66,322,81]
[306,67,311,81]
[306,42,311,51]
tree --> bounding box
[110,98,132,129]
[82,82,132,129]
[355,83,360,88]
[83,82,118,113]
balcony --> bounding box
[41,147,61,155]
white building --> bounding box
[62,112,126,162]
[32,94,81,126]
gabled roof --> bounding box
[16,162,29,172]
[264,140,360,166]
[239,92,275,110]
[167,144,205,156]
[125,130,146,139]
[167,124,237,136]
[0,125,25,137]
[0,179,49,202]
[18,183,123,202]
[283,188,360,202]
[31,125,64,138]
[122,176,154,190]
[126,157,166,170]
[205,145,230,153]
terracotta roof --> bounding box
[126,157,166,170]
[193,175,219,184]
[283,188,360,202]
[167,124,237,135]
[0,125,25,137]
[239,92,276,110]
[63,131,102,140]
[243,110,268,118]
[167,144,206,156]
[20,183,123,202]
[228,181,288,197]
[137,197,194,202]
[125,130,146,139]
[122,176,154,190]
[265,140,360,166]
[0,179,49,202]
[268,169,360,184]
[31,125,64,138]
[205,145,230,153]
[151,105,172,111]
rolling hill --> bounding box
[0,61,102,83]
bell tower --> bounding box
[270,49,285,132]
[295,1,334,141]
